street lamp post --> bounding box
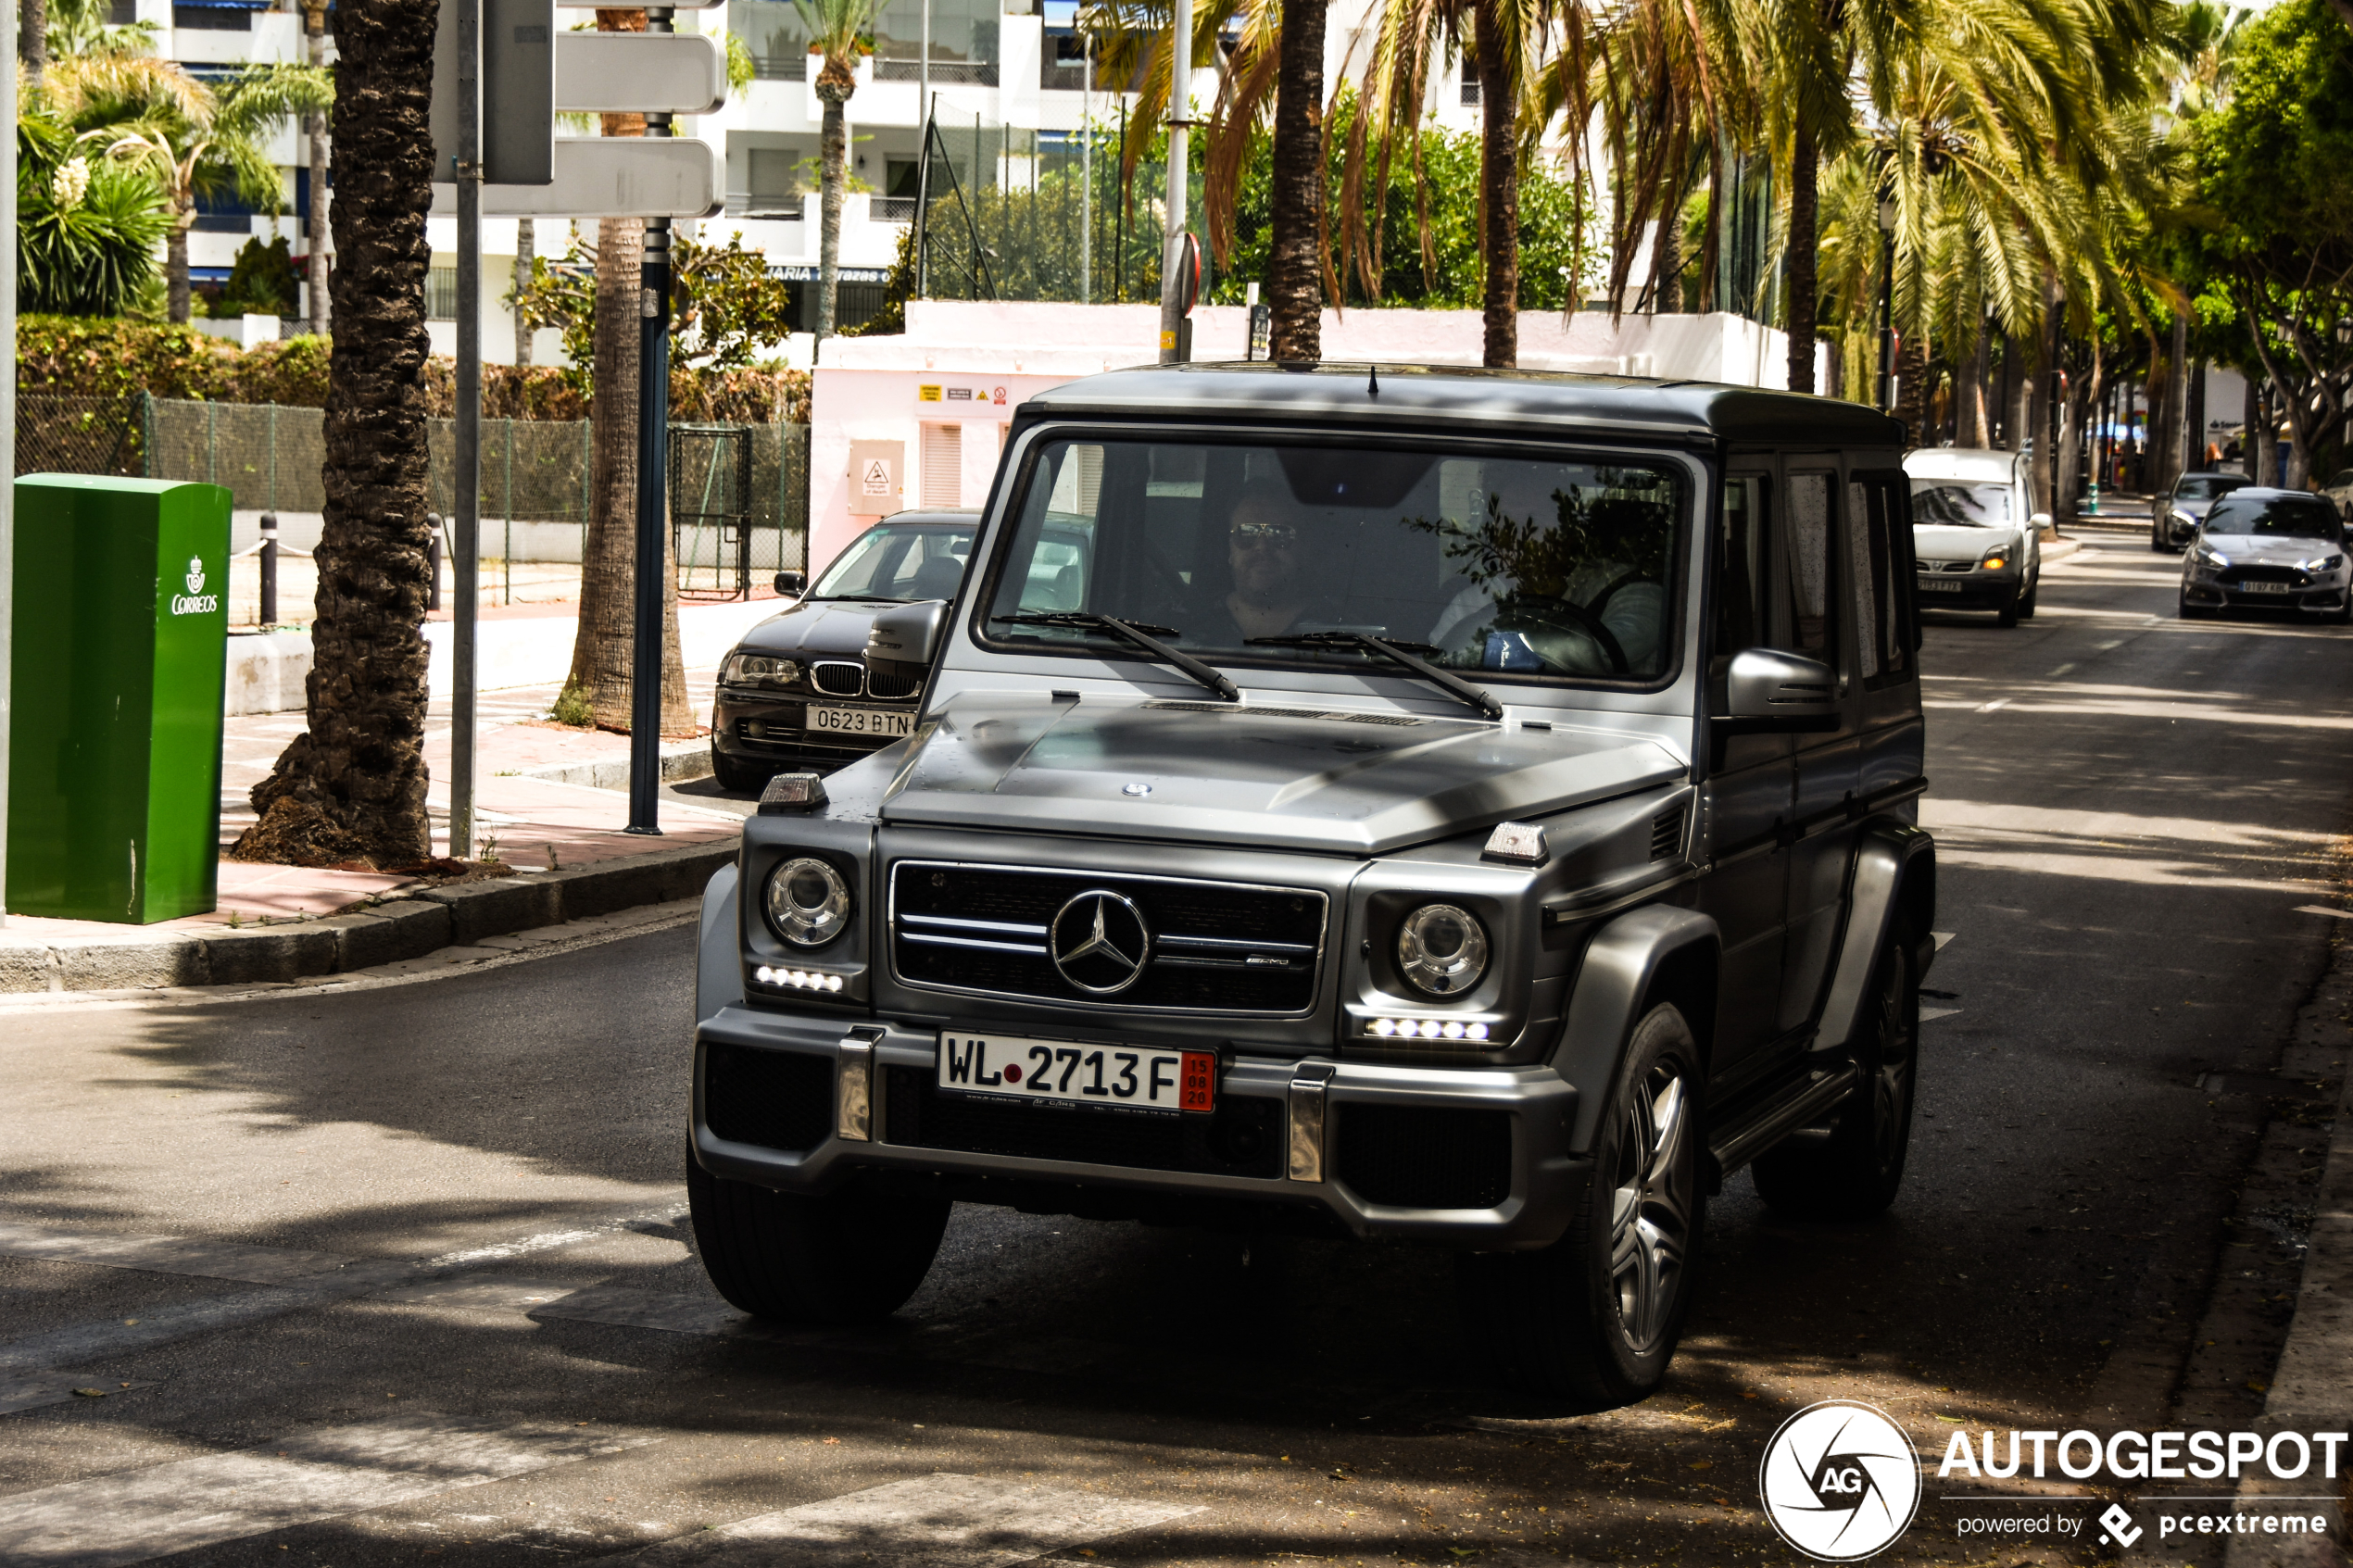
[1157,0,1192,364]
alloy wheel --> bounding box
[1608,1063,1694,1355]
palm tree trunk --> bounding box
[2162,307,2190,492]
[1784,114,1818,394]
[1893,329,1930,446]
[2028,269,2059,519]
[1473,0,1516,369]
[232,0,438,869]
[307,0,331,336]
[573,217,644,725]
[513,218,535,366]
[1266,0,1325,361]
[817,89,849,343]
[1963,320,1990,447]
[2055,345,2083,522]
[168,219,192,324]
[21,0,45,84]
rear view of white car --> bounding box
[1905,448,2047,627]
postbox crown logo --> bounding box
[185,557,205,595]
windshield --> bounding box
[1908,480,2010,526]
[2175,475,2248,503]
[2203,495,2342,539]
[810,521,975,600]
[983,438,1686,682]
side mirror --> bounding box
[774,569,807,598]
[1722,648,1839,729]
[2030,511,2053,535]
[865,599,950,685]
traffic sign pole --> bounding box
[625,5,675,836]
[450,0,484,860]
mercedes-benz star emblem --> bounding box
[1050,890,1151,995]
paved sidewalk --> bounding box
[0,672,756,990]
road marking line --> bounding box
[1932,931,1957,950]
[0,1223,356,1285]
[0,1202,686,1377]
[0,1416,656,1567]
[2046,662,2077,677]
[2295,905,2353,920]
[620,1473,1202,1568]
[1920,1006,1964,1024]
[1975,698,2012,713]
[0,1372,162,1417]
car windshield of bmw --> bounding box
[977,438,1686,683]
[2176,475,2249,503]
[809,520,975,602]
[1909,480,2010,525]
[2204,495,2340,537]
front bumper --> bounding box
[2182,577,2350,612]
[692,1004,1589,1250]
[1913,571,2018,610]
[712,689,915,772]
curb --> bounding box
[2043,535,2084,564]
[0,838,738,995]
[518,736,713,790]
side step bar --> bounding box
[1707,1060,1859,1179]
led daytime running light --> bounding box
[1366,1017,1491,1042]
[753,965,846,994]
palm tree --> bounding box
[796,0,883,351]
[16,105,170,315]
[51,57,333,321]
[233,0,440,869]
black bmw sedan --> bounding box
[708,510,978,791]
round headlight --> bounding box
[1396,903,1489,997]
[765,857,851,947]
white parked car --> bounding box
[1904,448,2047,627]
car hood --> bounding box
[2168,498,2219,521]
[730,598,894,659]
[1912,522,2015,561]
[2200,531,2339,563]
[877,693,1690,855]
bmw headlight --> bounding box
[765,857,851,947]
[723,652,799,686]
[1397,904,1489,997]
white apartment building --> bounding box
[148,0,1494,362]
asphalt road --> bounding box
[2,520,2348,1568]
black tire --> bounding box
[2334,593,2352,626]
[2150,525,2167,552]
[1752,937,1919,1220]
[687,1147,950,1323]
[2016,575,2038,620]
[1995,585,2020,628]
[2179,593,2212,620]
[1459,1004,1705,1408]
[711,746,774,796]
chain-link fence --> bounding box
[20,395,144,479]
[136,397,809,586]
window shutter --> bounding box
[921,423,963,508]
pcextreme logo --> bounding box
[1758,1399,1924,1561]
[171,555,219,616]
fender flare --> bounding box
[695,861,743,1026]
[1811,819,1935,1059]
[1552,903,1722,1153]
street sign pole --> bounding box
[1156,0,1191,364]
[0,0,17,926]
[450,0,484,860]
[625,5,675,836]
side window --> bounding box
[1717,474,1770,657]
[1785,471,1835,662]
[1849,470,1914,682]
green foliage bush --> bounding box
[216,235,301,318]
[17,111,170,317]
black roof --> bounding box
[1018,361,1906,447]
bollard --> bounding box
[425,518,443,613]
[258,511,279,625]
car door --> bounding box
[1702,466,1793,1073]
[1779,465,1863,1035]
[1849,468,1926,803]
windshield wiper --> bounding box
[994,611,1239,703]
[1247,632,1503,721]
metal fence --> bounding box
[132,396,809,586]
[19,395,144,479]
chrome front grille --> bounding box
[811,661,865,697]
[889,861,1327,1013]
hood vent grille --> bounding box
[1650,805,1688,861]
[1142,701,1425,726]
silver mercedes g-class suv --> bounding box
[687,364,1935,1407]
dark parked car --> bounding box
[707,511,978,793]
[688,365,1936,1408]
[2154,471,2251,552]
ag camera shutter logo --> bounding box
[1758,1399,1922,1561]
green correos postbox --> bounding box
[6,475,234,923]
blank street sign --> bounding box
[554,32,728,115]
[430,137,724,219]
